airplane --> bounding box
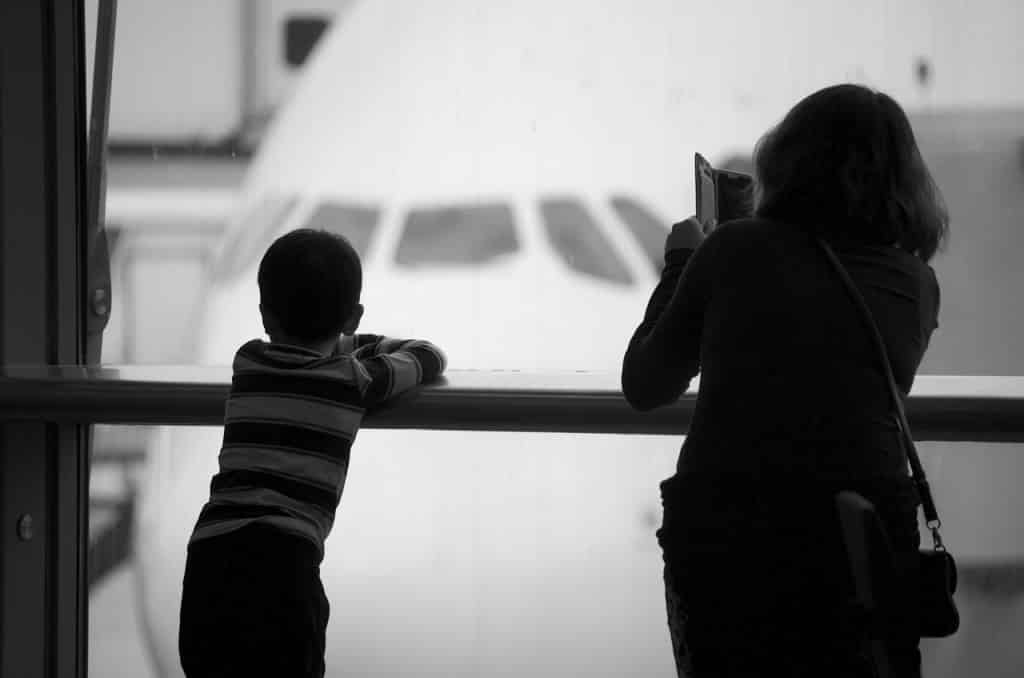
[131,2,1024,676]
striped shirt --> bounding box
[189,334,447,559]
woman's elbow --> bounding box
[622,374,685,411]
[623,391,660,412]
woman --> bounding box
[622,84,948,677]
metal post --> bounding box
[85,0,117,365]
[0,1,89,677]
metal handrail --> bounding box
[1,367,1023,441]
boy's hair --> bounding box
[257,228,362,342]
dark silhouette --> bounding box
[622,83,948,677]
[178,228,446,678]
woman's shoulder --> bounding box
[828,234,941,316]
[708,218,938,276]
[702,217,810,259]
[712,216,808,243]
[832,235,938,279]
[714,216,780,235]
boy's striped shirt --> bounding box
[189,335,446,559]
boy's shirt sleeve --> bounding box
[343,334,447,407]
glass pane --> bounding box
[94,1,1024,375]
[89,424,1024,677]
[89,425,156,677]
[395,203,518,268]
[609,196,670,276]
[540,198,633,285]
[85,4,1024,676]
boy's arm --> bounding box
[335,333,382,356]
[348,335,447,407]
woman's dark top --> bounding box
[622,217,939,672]
[622,217,940,481]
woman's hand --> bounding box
[664,216,706,255]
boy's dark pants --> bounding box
[179,523,329,678]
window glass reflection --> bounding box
[303,202,380,258]
[540,198,633,285]
[395,203,519,268]
[610,196,670,276]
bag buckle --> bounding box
[927,519,945,552]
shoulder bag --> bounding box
[817,237,959,638]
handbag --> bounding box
[817,237,960,638]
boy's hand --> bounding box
[665,216,705,255]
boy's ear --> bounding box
[260,303,280,337]
[341,303,363,335]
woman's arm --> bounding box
[621,218,718,411]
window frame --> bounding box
[0,3,90,677]
[5,3,1021,676]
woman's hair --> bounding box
[753,83,949,261]
[258,228,362,342]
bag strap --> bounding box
[815,237,946,551]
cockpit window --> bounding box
[609,196,670,276]
[211,195,297,281]
[540,198,633,285]
[395,203,518,268]
[301,202,379,258]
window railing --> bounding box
[1,367,1023,442]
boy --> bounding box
[179,228,446,678]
